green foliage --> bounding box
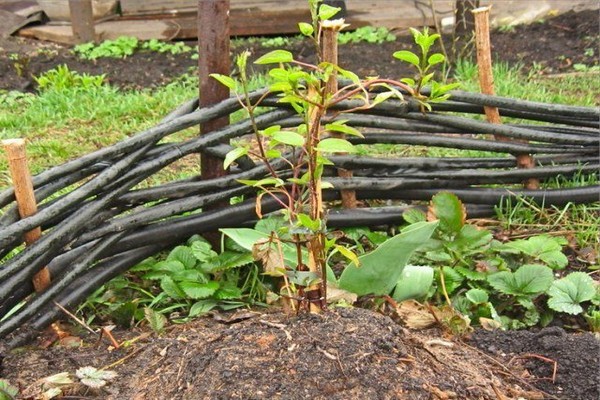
[34,65,105,92]
[78,236,260,327]
[338,26,396,44]
[393,27,460,109]
[0,379,18,400]
[338,221,438,296]
[547,272,598,314]
[498,235,568,270]
[404,192,594,330]
[392,265,434,302]
[73,36,193,60]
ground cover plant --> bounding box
[0,3,599,399]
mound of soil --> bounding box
[3,308,599,400]
[0,9,598,92]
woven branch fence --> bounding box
[0,86,598,345]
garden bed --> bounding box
[1,8,599,400]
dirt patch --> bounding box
[0,10,598,92]
[6,307,590,400]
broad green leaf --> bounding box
[316,138,357,153]
[220,228,298,266]
[400,77,415,86]
[325,122,364,137]
[392,265,434,302]
[143,260,185,279]
[372,91,394,106]
[338,221,438,296]
[319,4,341,20]
[210,73,236,90]
[487,264,553,296]
[167,246,197,269]
[160,276,186,299]
[393,50,420,67]
[255,49,293,64]
[179,281,220,299]
[224,146,248,170]
[144,307,167,335]
[455,266,487,281]
[298,22,314,36]
[465,288,489,304]
[238,177,285,187]
[191,240,217,262]
[272,130,305,146]
[547,272,597,315]
[427,192,466,235]
[427,53,445,66]
[215,284,243,300]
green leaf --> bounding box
[210,73,236,90]
[220,228,298,267]
[547,272,597,315]
[272,130,305,146]
[325,122,364,137]
[400,77,416,86]
[333,244,361,268]
[316,138,357,153]
[465,288,489,304]
[255,49,293,64]
[428,192,466,235]
[297,213,321,231]
[392,265,434,302]
[143,260,185,279]
[224,146,248,170]
[402,208,426,224]
[191,240,217,262]
[488,264,553,296]
[189,299,218,317]
[427,53,445,66]
[160,276,186,299]
[339,221,438,296]
[319,4,341,20]
[167,246,197,269]
[393,50,420,67]
[179,281,220,299]
[144,307,167,335]
[0,379,19,400]
[298,22,314,36]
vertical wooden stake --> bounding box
[198,0,230,181]
[69,0,95,44]
[471,6,539,189]
[2,139,51,292]
[322,20,357,208]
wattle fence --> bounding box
[0,86,598,345]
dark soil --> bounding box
[5,307,598,400]
[0,10,598,92]
[1,9,599,400]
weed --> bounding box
[338,26,396,44]
[34,65,106,92]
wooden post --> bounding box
[68,0,95,44]
[471,6,538,190]
[322,20,357,209]
[198,0,230,180]
[2,139,51,292]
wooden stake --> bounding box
[68,0,95,44]
[198,0,230,181]
[2,139,51,291]
[322,20,357,208]
[471,6,539,189]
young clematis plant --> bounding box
[210,0,418,312]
